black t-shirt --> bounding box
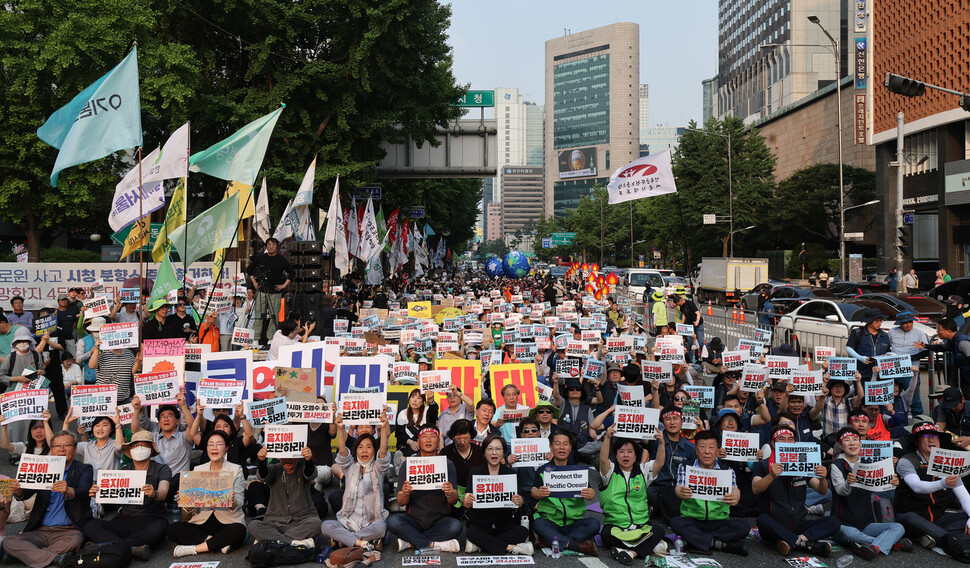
[247,253,294,289]
[681,299,701,326]
[119,460,172,519]
[55,306,78,342]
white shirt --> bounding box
[267,330,297,361]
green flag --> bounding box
[188,106,284,185]
[151,178,187,262]
[168,193,240,267]
[148,253,181,311]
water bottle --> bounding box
[836,555,854,568]
[169,506,181,523]
[520,515,530,530]
[673,536,683,554]
[552,537,561,558]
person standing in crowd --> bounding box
[675,292,703,351]
[246,237,293,345]
[141,305,180,341]
[53,295,78,360]
[87,323,138,404]
[846,308,891,382]
[885,268,899,292]
[108,292,140,324]
[923,319,970,397]
[317,294,359,339]
[6,296,32,329]
[887,310,929,415]
[903,268,919,292]
[651,291,668,335]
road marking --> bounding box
[578,555,610,568]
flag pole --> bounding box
[137,146,144,341]
[198,187,255,322]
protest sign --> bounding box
[582,359,605,382]
[510,438,550,468]
[178,471,234,508]
[765,356,800,380]
[684,385,715,408]
[99,322,138,349]
[641,360,673,384]
[614,406,660,439]
[245,396,287,426]
[142,338,185,385]
[0,389,47,423]
[814,346,836,365]
[83,296,110,318]
[722,431,760,462]
[420,370,452,393]
[536,382,553,404]
[265,424,308,458]
[860,440,893,463]
[338,392,386,425]
[616,384,645,407]
[683,465,733,502]
[927,447,970,478]
[500,407,528,423]
[406,455,448,490]
[737,339,764,363]
[864,379,895,406]
[403,557,441,566]
[721,351,745,371]
[827,357,857,381]
[70,385,117,418]
[286,401,333,423]
[432,359,483,410]
[393,362,418,384]
[489,364,539,408]
[543,465,588,498]
[333,356,388,400]
[850,458,895,492]
[456,557,534,566]
[17,454,66,490]
[676,323,694,337]
[740,364,768,392]
[581,330,599,342]
[196,379,244,409]
[0,479,13,501]
[566,341,588,358]
[876,353,912,380]
[480,350,501,376]
[555,358,580,379]
[657,345,685,364]
[471,474,518,509]
[789,370,823,397]
[753,327,772,345]
[274,367,317,402]
[119,287,139,304]
[95,469,147,504]
[133,369,179,405]
[277,342,339,403]
[33,314,57,337]
[775,442,822,476]
[231,327,255,348]
[606,336,633,354]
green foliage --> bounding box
[785,242,833,278]
[378,178,482,249]
[0,247,101,263]
[478,239,509,260]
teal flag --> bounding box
[168,193,241,267]
[37,48,142,187]
[147,253,181,311]
[188,106,284,185]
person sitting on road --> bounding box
[645,406,697,522]
[247,442,320,549]
[463,435,531,555]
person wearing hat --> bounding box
[0,325,41,392]
[388,425,462,553]
[828,427,908,560]
[437,386,474,448]
[646,406,697,522]
[752,425,838,557]
[590,362,623,414]
[530,400,560,439]
[606,297,626,333]
[757,290,776,330]
[932,387,970,448]
[699,337,724,375]
[81,430,172,561]
[712,407,763,516]
[87,320,138,403]
[651,291,668,336]
[887,310,929,415]
[245,237,293,345]
[846,307,892,382]
[946,295,967,330]
[924,318,970,397]
[141,303,180,341]
[894,421,970,559]
[552,378,598,461]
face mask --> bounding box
[130,447,152,461]
[91,332,100,340]
[15,343,28,353]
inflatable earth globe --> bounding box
[502,251,531,279]
[485,256,504,277]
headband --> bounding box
[913,423,940,437]
[837,430,860,444]
[661,408,682,419]
[850,413,870,422]
[772,427,796,441]
[417,425,439,437]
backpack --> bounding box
[75,541,131,568]
[245,540,317,568]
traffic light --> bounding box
[896,226,910,257]
[885,74,927,97]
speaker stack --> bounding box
[286,241,330,321]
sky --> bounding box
[446,0,719,127]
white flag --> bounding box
[109,123,191,231]
[292,157,315,208]
[273,199,295,241]
[348,197,360,258]
[607,150,677,205]
[295,205,316,242]
[322,177,342,252]
[359,198,380,262]
[254,177,271,242]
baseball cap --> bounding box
[941,386,963,410]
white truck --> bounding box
[696,257,769,305]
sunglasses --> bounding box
[567,387,582,392]
[537,409,553,414]
[521,428,539,434]
[674,396,688,402]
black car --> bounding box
[826,281,892,298]
[856,293,946,324]
[760,286,836,316]
[927,277,970,304]
[740,280,795,310]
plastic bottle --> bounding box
[552,537,561,558]
[836,555,854,568]
[520,515,530,530]
[673,536,683,554]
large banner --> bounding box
[0,262,237,310]
[488,364,538,408]
[433,359,482,410]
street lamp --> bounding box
[685,127,733,256]
[844,199,880,213]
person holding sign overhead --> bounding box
[87,322,137,404]
[131,393,196,508]
[463,435,531,555]
[532,430,599,556]
[247,441,320,549]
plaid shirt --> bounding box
[676,459,737,488]
[822,395,852,436]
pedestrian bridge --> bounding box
[377,118,497,178]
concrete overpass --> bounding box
[377,118,497,178]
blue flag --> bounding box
[37,48,142,187]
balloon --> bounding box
[502,251,531,279]
[485,257,504,277]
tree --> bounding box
[0,0,467,259]
[765,163,876,250]
[378,177,482,251]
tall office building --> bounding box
[544,23,640,218]
[702,76,718,124]
[717,0,847,124]
[638,84,650,140]
[640,127,686,157]
[494,88,544,239]
[485,203,503,243]
[501,167,544,235]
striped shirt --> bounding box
[95,349,135,402]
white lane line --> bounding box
[578,555,610,568]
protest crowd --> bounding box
[0,258,970,568]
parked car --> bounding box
[927,277,970,304]
[856,293,946,324]
[549,266,567,279]
[740,280,795,310]
[661,275,692,298]
[740,285,834,316]
[826,281,893,298]
[775,298,937,356]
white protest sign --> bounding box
[765,356,800,380]
[406,455,449,490]
[0,389,48,423]
[117,403,135,426]
[927,447,970,478]
[245,396,287,426]
[814,346,836,365]
[99,322,138,349]
[775,442,822,477]
[231,327,256,348]
[683,465,733,502]
[876,353,912,380]
[614,406,660,439]
[753,327,772,345]
[543,465,588,498]
[456,557,534,566]
[196,379,245,409]
[676,323,694,336]
[286,401,333,423]
[17,454,66,490]
[471,474,518,508]
[616,384,645,408]
[419,370,451,393]
[658,345,685,364]
[722,431,760,462]
[83,296,110,318]
[338,392,386,425]
[95,469,147,504]
[850,458,895,492]
[864,379,894,406]
[70,385,117,418]
[789,370,823,397]
[641,360,673,384]
[133,370,179,405]
[511,437,550,468]
[721,351,745,371]
[265,424,308,458]
[740,363,768,392]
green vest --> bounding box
[599,463,650,527]
[535,469,588,525]
[679,494,730,521]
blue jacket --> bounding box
[650,433,697,487]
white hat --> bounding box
[11,326,33,345]
[86,316,107,332]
